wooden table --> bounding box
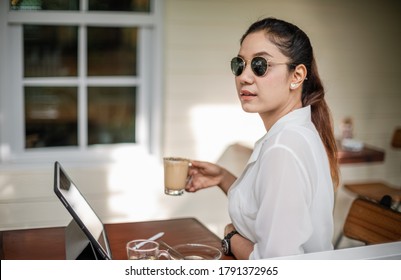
[337,141,385,164]
[0,218,234,260]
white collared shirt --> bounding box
[228,106,334,259]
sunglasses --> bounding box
[231,56,294,77]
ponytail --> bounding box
[302,58,340,189]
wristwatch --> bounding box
[221,230,238,255]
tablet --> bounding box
[54,161,112,260]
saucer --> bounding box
[172,243,222,260]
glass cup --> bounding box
[126,239,171,260]
[163,157,190,196]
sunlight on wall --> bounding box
[190,104,265,161]
[0,143,11,162]
[104,147,168,223]
[0,175,14,198]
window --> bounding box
[1,0,163,162]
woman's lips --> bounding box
[240,89,257,100]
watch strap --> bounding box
[225,230,238,240]
[222,230,238,255]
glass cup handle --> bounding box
[157,250,171,260]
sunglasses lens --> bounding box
[251,57,268,76]
[231,57,244,76]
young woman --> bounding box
[185,17,339,259]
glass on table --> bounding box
[126,240,170,260]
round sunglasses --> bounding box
[231,56,294,77]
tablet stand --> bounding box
[65,219,101,260]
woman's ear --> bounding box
[290,64,307,90]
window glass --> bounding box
[87,87,136,145]
[25,87,78,148]
[24,25,78,77]
[10,1,157,156]
[10,0,79,11]
[88,0,150,12]
[87,27,137,76]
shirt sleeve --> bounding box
[249,144,314,259]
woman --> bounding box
[186,17,339,259]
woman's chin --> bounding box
[241,104,258,113]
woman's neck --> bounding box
[260,99,303,132]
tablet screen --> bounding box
[54,161,112,260]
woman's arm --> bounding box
[224,223,254,259]
[230,234,254,260]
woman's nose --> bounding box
[237,66,254,84]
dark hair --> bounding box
[241,17,339,188]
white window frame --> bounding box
[0,0,163,164]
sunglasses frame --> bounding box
[231,56,295,77]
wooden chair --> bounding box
[343,198,401,245]
[344,182,401,210]
[343,127,401,210]
[391,127,401,148]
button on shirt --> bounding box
[228,106,334,259]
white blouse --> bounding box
[228,106,334,259]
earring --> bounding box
[290,83,297,89]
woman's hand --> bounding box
[185,160,236,194]
[185,160,224,192]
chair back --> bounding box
[343,198,401,245]
[391,127,401,148]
